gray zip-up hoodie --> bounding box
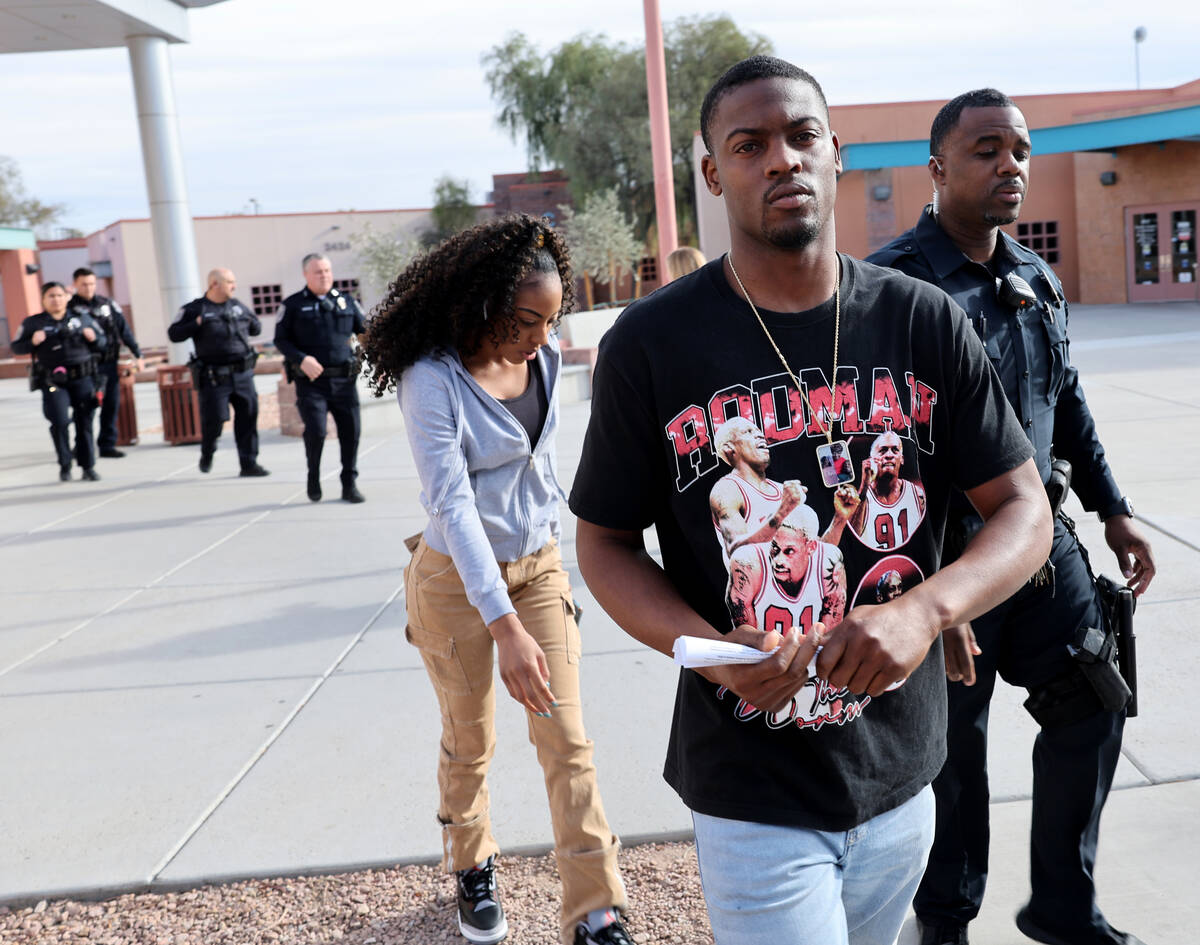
[398,336,566,625]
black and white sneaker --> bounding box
[456,855,507,944]
[574,914,634,945]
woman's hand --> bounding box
[487,613,556,716]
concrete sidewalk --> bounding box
[1,303,1197,944]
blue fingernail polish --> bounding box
[551,701,559,707]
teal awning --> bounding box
[840,102,1200,170]
[0,227,37,251]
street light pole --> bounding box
[1133,26,1147,90]
[643,0,678,286]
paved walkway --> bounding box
[1,302,1197,944]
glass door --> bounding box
[1127,202,1200,302]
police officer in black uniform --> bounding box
[869,89,1156,945]
[167,268,269,476]
[11,282,107,481]
[70,266,144,458]
[274,253,366,503]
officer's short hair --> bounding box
[700,56,828,153]
[302,253,330,272]
[41,281,66,297]
[930,88,1016,155]
[72,267,95,281]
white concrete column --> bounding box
[126,34,200,364]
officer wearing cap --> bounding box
[12,281,107,481]
[274,253,366,503]
[70,267,144,458]
[869,88,1155,945]
[167,268,269,477]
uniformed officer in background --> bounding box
[167,268,269,477]
[869,88,1155,945]
[70,266,144,458]
[274,253,365,503]
[11,281,107,481]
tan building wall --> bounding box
[73,209,433,350]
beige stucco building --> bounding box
[34,208,433,352]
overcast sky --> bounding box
[3,0,1197,236]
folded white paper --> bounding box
[672,635,777,668]
[671,635,901,689]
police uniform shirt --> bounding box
[274,287,366,368]
[11,310,107,367]
[167,296,261,364]
[868,206,1121,516]
[69,294,141,362]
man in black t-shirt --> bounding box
[569,56,1053,945]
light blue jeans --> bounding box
[692,785,935,945]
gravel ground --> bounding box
[0,842,713,945]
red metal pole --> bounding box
[643,0,678,285]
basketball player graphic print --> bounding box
[709,417,809,566]
[848,430,927,551]
[726,504,847,637]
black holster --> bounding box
[1069,624,1132,714]
[1045,458,1071,518]
[1096,574,1138,717]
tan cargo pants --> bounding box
[404,535,627,945]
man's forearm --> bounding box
[576,519,721,658]
[909,459,1052,632]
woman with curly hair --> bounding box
[362,214,632,945]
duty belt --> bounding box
[32,359,95,390]
[191,352,257,385]
[54,361,97,381]
[287,359,358,381]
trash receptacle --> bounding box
[116,359,139,446]
[158,364,202,444]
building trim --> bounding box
[840,102,1200,170]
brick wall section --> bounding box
[863,169,897,254]
[491,171,572,223]
[1074,140,1200,303]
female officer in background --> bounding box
[12,281,107,482]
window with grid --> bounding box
[638,256,657,283]
[333,278,361,302]
[1016,221,1060,265]
[250,284,283,317]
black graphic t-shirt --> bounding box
[569,254,1033,831]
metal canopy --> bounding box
[841,102,1200,171]
[0,0,229,54]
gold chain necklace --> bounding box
[726,253,852,489]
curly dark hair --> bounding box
[361,213,574,397]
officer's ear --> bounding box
[929,155,946,185]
